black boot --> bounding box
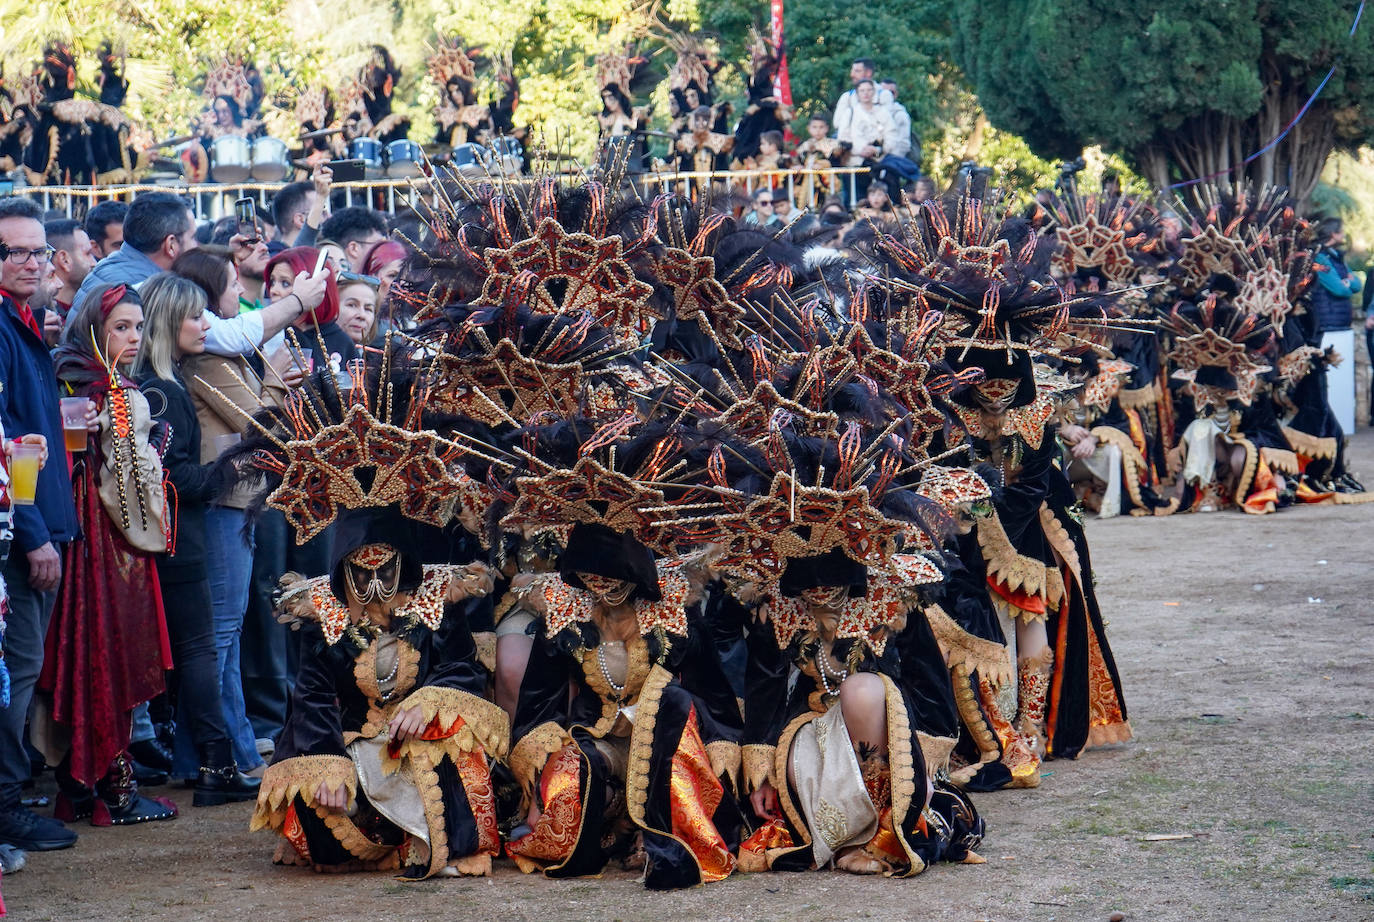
[193,741,260,807]
[93,754,179,827]
[128,739,174,774]
[53,756,95,823]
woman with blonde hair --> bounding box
[135,273,260,806]
[172,247,301,779]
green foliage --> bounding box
[0,0,649,155]
[948,0,1374,192]
[0,0,323,137]
[700,0,955,136]
[1315,148,1374,269]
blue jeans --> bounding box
[172,506,261,775]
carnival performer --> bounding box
[731,30,791,169]
[359,45,410,144]
[255,508,506,878]
[22,43,148,185]
[865,192,1133,787]
[673,107,733,175]
[221,346,507,877]
[429,38,493,150]
[503,519,745,889]
[36,284,177,827]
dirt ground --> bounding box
[7,432,1374,922]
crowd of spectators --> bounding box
[0,171,411,874]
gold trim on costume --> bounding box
[251,754,358,831]
[924,604,1013,688]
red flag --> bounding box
[771,0,796,144]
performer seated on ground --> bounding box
[251,508,508,879]
[738,550,985,877]
[504,524,745,890]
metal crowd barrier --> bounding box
[12,166,870,221]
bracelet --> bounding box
[289,293,305,316]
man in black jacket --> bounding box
[0,197,80,851]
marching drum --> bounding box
[385,139,424,178]
[491,137,523,176]
[208,136,251,182]
[250,137,290,182]
[348,138,384,178]
[450,143,489,179]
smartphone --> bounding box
[234,197,261,244]
[313,247,329,277]
[324,159,366,183]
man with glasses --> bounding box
[0,196,80,854]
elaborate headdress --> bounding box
[221,360,489,544]
[427,35,479,88]
[1165,296,1272,412]
[202,57,254,112]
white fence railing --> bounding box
[11,166,871,221]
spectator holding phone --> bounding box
[268,164,333,254]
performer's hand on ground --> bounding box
[388,705,426,742]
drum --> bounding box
[250,137,289,182]
[450,143,489,179]
[175,141,209,183]
[208,136,251,183]
[385,139,424,178]
[348,138,384,178]
[491,137,523,176]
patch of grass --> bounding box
[1330,876,1374,900]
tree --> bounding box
[949,1,1374,200]
[699,0,955,135]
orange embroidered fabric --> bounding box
[738,817,794,871]
[669,707,735,883]
[1081,604,1130,747]
[281,802,311,863]
[976,678,1039,781]
[452,747,501,857]
[507,743,584,866]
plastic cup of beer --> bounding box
[214,432,241,456]
[60,396,93,453]
[9,442,41,505]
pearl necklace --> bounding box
[816,648,849,695]
[596,643,627,700]
[376,641,402,702]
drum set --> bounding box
[345,138,426,179]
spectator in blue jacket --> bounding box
[1310,218,1363,334]
[0,197,81,853]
